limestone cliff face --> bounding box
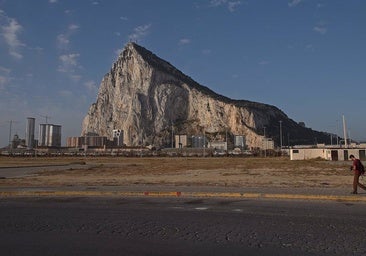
[82,43,328,148]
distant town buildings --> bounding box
[66,133,108,148]
[3,117,366,159]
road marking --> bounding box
[195,207,209,211]
[170,206,184,210]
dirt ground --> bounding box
[0,156,357,189]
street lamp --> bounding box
[263,126,267,157]
[279,120,283,150]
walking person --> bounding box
[350,154,366,194]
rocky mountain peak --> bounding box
[82,43,329,148]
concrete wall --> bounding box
[290,148,326,160]
[290,148,366,161]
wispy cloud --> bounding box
[258,60,270,65]
[58,90,73,97]
[202,49,211,55]
[0,65,12,90]
[210,0,226,7]
[57,23,80,50]
[58,53,81,81]
[228,1,241,12]
[58,53,80,71]
[210,0,241,12]
[49,0,58,3]
[57,34,70,49]
[56,23,83,82]
[84,80,98,93]
[115,47,123,57]
[68,24,80,31]
[0,75,8,91]
[288,0,302,8]
[70,74,82,81]
[179,38,191,45]
[0,66,11,74]
[0,10,25,59]
[305,44,314,51]
[313,25,327,34]
[128,24,151,42]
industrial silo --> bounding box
[26,117,35,149]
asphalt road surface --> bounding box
[0,197,365,256]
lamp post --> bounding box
[203,129,205,157]
[8,120,13,150]
[336,119,339,146]
[171,122,174,148]
[279,120,283,150]
[263,126,266,158]
[342,115,348,148]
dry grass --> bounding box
[0,156,353,189]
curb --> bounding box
[1,190,366,202]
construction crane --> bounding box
[39,114,52,124]
[6,120,18,149]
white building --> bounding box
[175,135,187,148]
[208,141,227,151]
[234,135,245,149]
[113,129,124,147]
[262,137,274,150]
[290,147,366,161]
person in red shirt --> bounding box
[350,154,366,194]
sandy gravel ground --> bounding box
[0,157,358,190]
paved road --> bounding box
[0,197,365,256]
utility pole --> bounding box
[8,120,13,149]
[129,126,132,146]
[336,120,339,146]
[342,115,348,148]
[171,123,174,148]
[263,126,266,158]
[203,129,205,157]
[279,120,283,150]
[140,130,143,158]
[225,128,227,147]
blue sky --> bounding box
[0,0,365,147]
